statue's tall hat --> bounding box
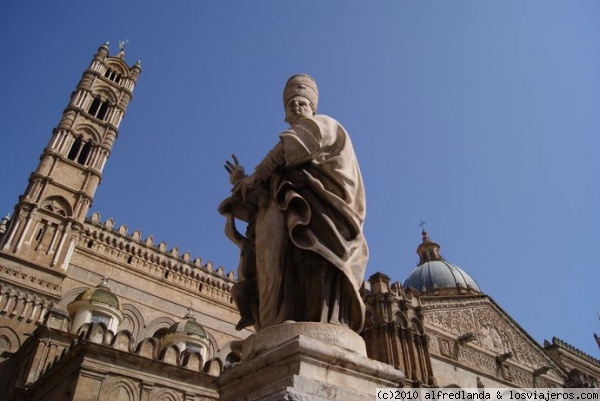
[283,74,319,111]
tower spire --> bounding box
[0,45,141,283]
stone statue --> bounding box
[219,74,368,333]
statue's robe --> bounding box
[255,114,368,332]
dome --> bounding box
[403,229,482,295]
[67,278,123,334]
[74,280,120,309]
[160,310,212,359]
[404,260,481,294]
[165,314,207,339]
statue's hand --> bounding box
[232,174,257,201]
[225,154,246,185]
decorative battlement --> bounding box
[80,212,236,304]
[37,323,223,377]
[544,337,600,366]
[12,324,223,400]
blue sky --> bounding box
[1,2,598,358]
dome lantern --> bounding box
[416,229,443,264]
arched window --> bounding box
[88,97,110,121]
[67,136,93,166]
[88,98,101,116]
[67,137,82,160]
[78,141,92,164]
[97,100,109,120]
[185,342,204,354]
[90,312,111,326]
[104,69,122,84]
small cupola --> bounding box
[161,309,211,359]
[67,277,123,333]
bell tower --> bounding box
[0,43,141,274]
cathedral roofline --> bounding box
[419,292,569,379]
[544,337,600,366]
[85,211,235,282]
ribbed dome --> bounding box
[165,315,207,339]
[403,229,481,295]
[404,260,481,294]
[74,281,120,309]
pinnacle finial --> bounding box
[117,39,129,59]
[97,43,110,58]
[119,39,129,51]
[185,306,195,320]
[100,276,110,287]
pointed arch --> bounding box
[57,286,88,310]
[73,124,102,144]
[205,358,224,377]
[0,326,20,353]
[111,330,134,352]
[105,58,129,77]
[41,196,73,218]
[148,387,183,401]
[203,329,219,360]
[411,317,425,335]
[181,350,203,372]
[121,304,144,342]
[142,316,176,340]
[92,84,119,105]
[98,376,140,401]
[159,343,180,366]
[76,322,92,339]
[85,322,110,345]
[135,337,159,360]
[395,311,409,330]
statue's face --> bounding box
[285,96,313,125]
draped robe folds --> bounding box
[254,114,369,333]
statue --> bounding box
[219,74,368,333]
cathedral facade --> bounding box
[0,45,597,401]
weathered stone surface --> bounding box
[218,323,403,401]
[242,321,366,359]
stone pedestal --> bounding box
[218,322,404,401]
